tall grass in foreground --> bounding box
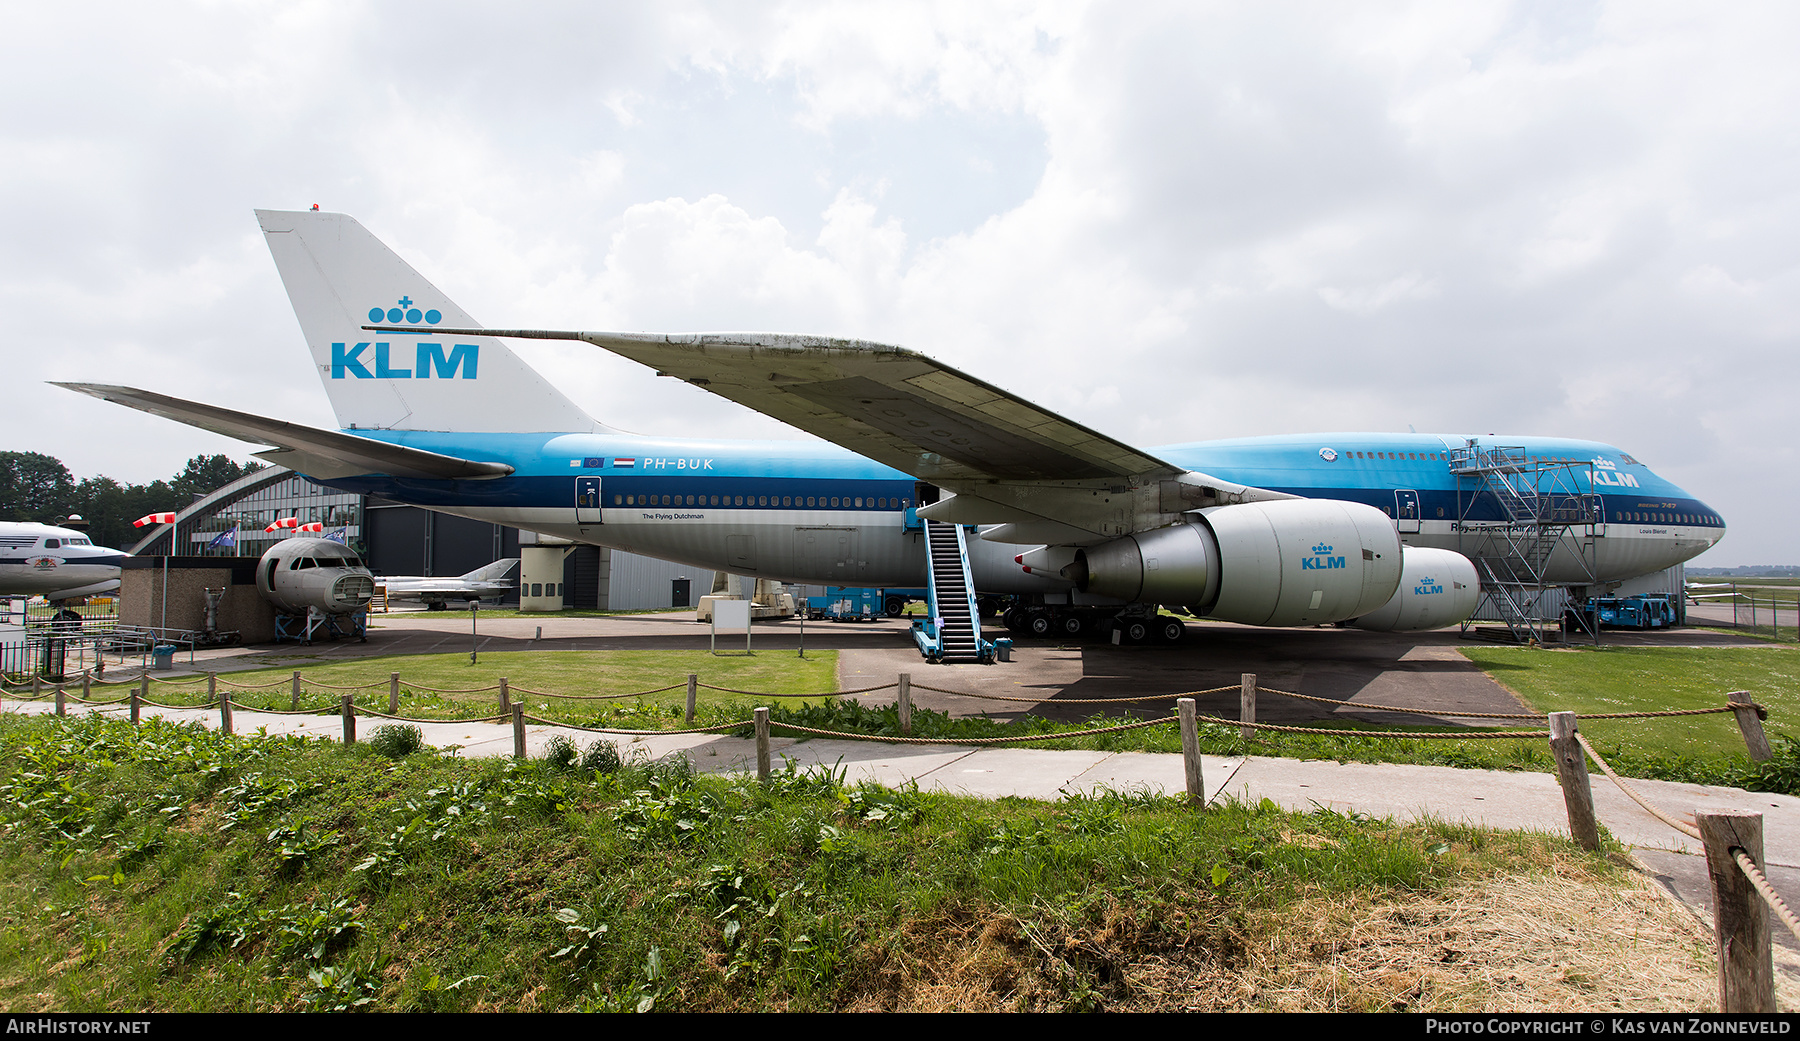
[0,714,1666,1012]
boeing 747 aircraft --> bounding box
[58,209,1725,649]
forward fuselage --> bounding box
[0,523,127,600]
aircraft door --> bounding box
[576,477,602,524]
[795,527,859,583]
[1394,490,1421,534]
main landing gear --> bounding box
[1002,603,1187,645]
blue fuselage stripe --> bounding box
[319,430,1722,529]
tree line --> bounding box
[0,451,265,551]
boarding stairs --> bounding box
[911,520,994,664]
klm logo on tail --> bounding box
[331,342,478,380]
[331,297,477,380]
[1301,543,1346,570]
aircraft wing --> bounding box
[55,383,515,481]
[387,328,1183,484]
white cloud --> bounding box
[3,1,1798,565]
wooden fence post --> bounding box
[686,673,698,723]
[31,675,40,700]
[132,677,145,724]
[1547,711,1600,851]
[80,670,90,704]
[1178,697,1204,807]
[220,691,233,735]
[1240,673,1256,742]
[1727,692,1773,762]
[1698,809,1774,1012]
[512,704,526,759]
[498,677,510,717]
[207,673,217,708]
[897,673,912,736]
[54,685,65,717]
[341,695,356,744]
[754,706,771,782]
[291,671,301,710]
[389,672,400,715]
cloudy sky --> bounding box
[3,2,1795,565]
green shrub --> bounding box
[580,739,622,776]
[542,734,578,772]
[368,724,424,759]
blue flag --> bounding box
[207,527,237,549]
[324,527,348,545]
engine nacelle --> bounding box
[1068,499,1403,626]
[1347,547,1480,632]
[257,537,375,615]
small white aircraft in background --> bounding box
[377,559,519,609]
[0,519,126,601]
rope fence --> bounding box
[1523,709,1791,1012]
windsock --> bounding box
[297,522,324,533]
[133,512,177,528]
[264,516,300,533]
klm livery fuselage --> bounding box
[322,426,1723,594]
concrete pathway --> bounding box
[9,696,1797,936]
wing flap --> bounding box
[55,383,514,481]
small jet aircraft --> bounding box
[0,520,126,601]
[378,558,518,609]
[58,209,1726,649]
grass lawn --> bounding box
[126,650,842,727]
[0,713,1713,1012]
[1460,644,1800,760]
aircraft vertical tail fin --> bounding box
[461,558,520,582]
[257,209,601,434]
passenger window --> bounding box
[44,539,60,549]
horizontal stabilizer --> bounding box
[55,383,514,481]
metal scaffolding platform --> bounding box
[1448,442,1602,644]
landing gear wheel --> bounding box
[885,596,906,618]
[1028,613,1053,637]
[1061,613,1085,636]
[1123,620,1149,644]
[1157,618,1186,644]
[1003,607,1025,632]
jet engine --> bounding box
[1347,547,1480,632]
[1066,499,1404,627]
[256,537,375,615]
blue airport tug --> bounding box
[1574,595,1677,631]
